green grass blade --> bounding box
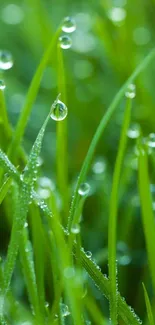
[67,47,155,231]
[142,283,155,325]
[56,44,69,223]
[0,177,12,204]
[0,149,20,182]
[8,27,61,161]
[108,98,132,325]
[138,144,155,293]
[0,89,12,142]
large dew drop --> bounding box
[71,224,80,234]
[50,99,68,121]
[0,50,13,70]
[78,182,90,196]
[59,35,72,49]
[62,17,76,33]
[125,84,136,99]
[0,80,6,90]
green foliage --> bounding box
[1,1,155,324]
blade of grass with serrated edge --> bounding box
[1,114,50,321]
[67,47,155,232]
[56,44,69,224]
[142,283,155,325]
[108,98,132,325]
[138,144,155,294]
[7,26,62,161]
[29,204,46,315]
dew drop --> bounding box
[147,133,155,148]
[24,222,28,228]
[0,50,13,70]
[62,17,76,33]
[127,123,140,139]
[50,99,68,121]
[125,84,136,99]
[85,251,92,258]
[60,303,70,317]
[37,188,51,199]
[78,183,90,196]
[0,80,6,90]
[59,35,72,49]
[71,224,80,234]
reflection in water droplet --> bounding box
[71,224,80,234]
[125,84,136,99]
[78,183,90,196]
[0,50,13,70]
[59,35,72,49]
[148,133,155,148]
[50,99,68,121]
[62,17,76,33]
[0,80,6,90]
[60,303,70,317]
[127,124,140,139]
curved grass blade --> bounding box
[56,44,69,223]
[138,144,155,294]
[8,26,62,161]
[142,283,155,325]
[0,149,20,183]
[67,47,155,231]
[108,98,132,325]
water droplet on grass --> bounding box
[62,17,76,33]
[50,98,68,121]
[78,183,90,196]
[127,123,140,139]
[0,80,5,90]
[37,188,51,199]
[85,251,92,258]
[147,133,155,148]
[59,35,72,49]
[24,222,28,228]
[71,224,80,234]
[60,303,70,317]
[0,50,13,70]
[125,84,136,99]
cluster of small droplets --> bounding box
[0,50,13,70]
[0,80,6,90]
[78,182,90,196]
[50,95,68,121]
[59,17,76,50]
[125,83,136,99]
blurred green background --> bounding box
[1,0,155,322]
